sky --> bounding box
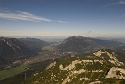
[0,0,125,37]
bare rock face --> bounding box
[17,49,125,84]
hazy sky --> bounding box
[0,0,125,37]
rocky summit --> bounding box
[4,49,125,84]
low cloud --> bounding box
[0,10,52,22]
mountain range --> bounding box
[0,36,125,84]
[58,36,124,54]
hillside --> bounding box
[0,37,34,69]
[115,46,125,54]
[1,49,125,84]
[58,36,124,54]
[18,38,50,53]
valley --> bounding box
[1,0,125,83]
[0,36,125,84]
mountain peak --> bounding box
[58,36,124,54]
[68,36,84,38]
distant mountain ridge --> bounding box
[58,36,124,54]
[18,38,50,52]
